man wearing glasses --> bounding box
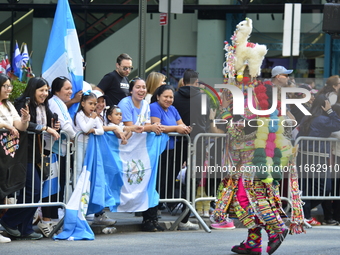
[95,53,133,106]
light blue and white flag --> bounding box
[104,132,168,212]
[55,132,168,240]
[42,0,83,119]
[42,153,59,198]
[21,43,29,66]
[54,155,93,240]
[12,42,22,79]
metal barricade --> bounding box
[279,169,293,214]
[294,136,340,201]
[0,130,73,236]
[192,133,229,215]
[156,133,210,232]
[71,131,210,232]
[192,133,297,219]
[72,131,87,186]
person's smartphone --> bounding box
[53,113,58,127]
[25,97,30,107]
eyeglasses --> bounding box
[121,66,134,71]
[2,84,13,90]
[83,62,87,67]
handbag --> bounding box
[37,134,50,181]
[0,131,27,199]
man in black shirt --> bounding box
[95,53,133,106]
[173,69,210,139]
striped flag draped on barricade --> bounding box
[55,132,168,240]
[41,153,59,198]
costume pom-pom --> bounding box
[237,74,243,82]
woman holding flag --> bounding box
[118,77,164,232]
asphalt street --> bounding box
[1,225,339,255]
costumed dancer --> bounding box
[212,18,305,255]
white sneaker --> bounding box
[0,234,11,243]
[93,213,116,226]
[203,211,210,218]
[37,221,57,237]
[178,221,199,230]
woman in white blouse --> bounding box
[41,76,76,229]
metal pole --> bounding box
[138,0,147,79]
[166,0,171,83]
[84,7,88,80]
[160,25,164,72]
[289,4,295,69]
[10,9,14,72]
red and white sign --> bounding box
[160,13,167,26]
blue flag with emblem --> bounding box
[12,42,22,79]
[42,0,83,119]
[41,153,59,198]
[55,132,168,240]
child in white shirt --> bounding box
[106,105,132,145]
[73,91,104,178]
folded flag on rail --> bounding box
[41,153,59,198]
[55,132,168,240]
[42,0,83,119]
[91,132,168,213]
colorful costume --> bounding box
[213,18,304,255]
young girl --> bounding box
[106,105,132,145]
[93,89,109,126]
[73,91,104,178]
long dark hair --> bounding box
[150,84,174,104]
[317,75,340,96]
[106,105,121,124]
[74,91,97,126]
[50,76,71,98]
[0,73,11,111]
[21,77,49,108]
[299,94,328,135]
[128,77,144,93]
